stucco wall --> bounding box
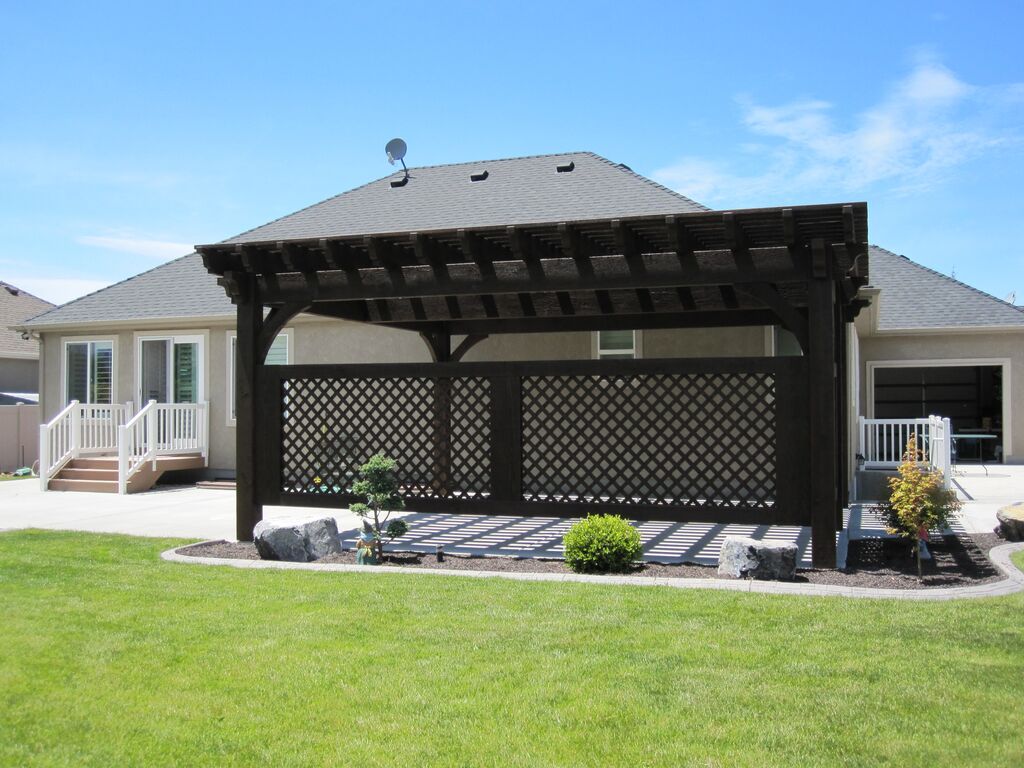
[858,331,1024,462]
[39,320,774,474]
[0,357,39,393]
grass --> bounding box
[0,474,32,481]
[1,530,1022,767]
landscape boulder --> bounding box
[717,536,798,580]
[996,503,1024,542]
[253,516,342,562]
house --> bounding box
[15,151,1024,563]
[0,281,53,404]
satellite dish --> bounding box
[385,138,410,187]
[385,138,407,165]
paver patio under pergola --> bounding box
[199,181,868,567]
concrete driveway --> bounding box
[0,478,364,541]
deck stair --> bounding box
[46,453,206,493]
[39,400,209,495]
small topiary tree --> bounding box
[349,454,408,564]
[563,514,642,573]
[880,434,962,580]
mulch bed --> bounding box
[176,531,1008,590]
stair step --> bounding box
[68,457,119,469]
[196,480,236,490]
[58,467,119,481]
[48,478,120,493]
[46,452,205,494]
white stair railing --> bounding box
[38,400,79,490]
[118,400,158,494]
[859,415,952,487]
[118,401,208,493]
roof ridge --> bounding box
[0,280,55,308]
[403,150,591,172]
[20,252,199,326]
[870,243,1024,316]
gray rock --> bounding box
[996,504,1024,542]
[718,536,798,580]
[253,516,342,562]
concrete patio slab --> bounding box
[4,464,1020,567]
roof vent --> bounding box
[390,176,409,188]
[556,161,575,173]
[3,284,18,296]
[618,162,633,172]
[470,170,489,182]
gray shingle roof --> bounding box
[222,151,708,244]
[867,245,1024,330]
[18,152,1024,335]
[20,254,233,328]
[0,281,53,356]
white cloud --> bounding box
[76,235,193,260]
[11,277,113,306]
[653,59,1022,206]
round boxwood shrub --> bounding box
[563,514,642,573]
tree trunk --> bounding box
[916,536,923,581]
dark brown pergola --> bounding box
[199,202,869,568]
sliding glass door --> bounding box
[138,335,203,404]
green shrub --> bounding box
[349,454,406,563]
[563,514,642,573]
[877,434,962,580]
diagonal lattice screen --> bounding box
[277,369,777,511]
[520,372,776,508]
[280,376,492,499]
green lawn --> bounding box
[1,531,1022,767]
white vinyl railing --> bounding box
[118,401,209,493]
[859,415,952,488]
[79,402,135,454]
[38,400,79,490]
[39,400,208,494]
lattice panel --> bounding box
[521,372,776,508]
[280,377,491,499]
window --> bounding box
[228,331,289,423]
[772,326,803,357]
[596,330,638,359]
[64,340,113,405]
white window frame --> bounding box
[866,357,1012,461]
[592,330,643,359]
[61,336,118,405]
[134,331,207,406]
[227,328,292,426]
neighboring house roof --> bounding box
[0,281,54,357]
[222,151,708,244]
[867,245,1024,331]
[20,253,232,329]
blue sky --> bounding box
[1,1,1022,305]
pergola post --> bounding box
[422,332,453,496]
[235,272,264,541]
[808,239,838,568]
